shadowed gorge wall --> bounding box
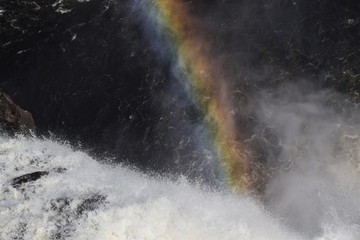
[0,0,359,177]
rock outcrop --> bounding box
[10,171,49,189]
[0,90,36,134]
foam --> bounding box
[1,135,359,239]
[0,136,304,240]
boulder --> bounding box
[0,90,36,134]
[10,171,49,188]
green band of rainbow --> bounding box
[144,0,250,193]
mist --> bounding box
[252,82,360,238]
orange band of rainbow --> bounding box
[144,0,250,193]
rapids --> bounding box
[1,1,360,239]
[0,133,359,239]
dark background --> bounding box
[0,0,359,174]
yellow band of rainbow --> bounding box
[145,0,250,193]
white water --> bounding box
[0,135,300,240]
[0,84,360,240]
[0,130,359,239]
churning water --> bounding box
[1,81,360,240]
[1,93,360,240]
[0,135,301,240]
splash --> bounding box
[137,0,250,193]
[1,133,359,239]
[0,136,302,239]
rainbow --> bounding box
[140,0,250,193]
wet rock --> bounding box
[50,197,72,213]
[0,90,36,134]
[10,171,48,188]
[76,194,106,215]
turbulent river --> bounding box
[0,135,300,240]
[1,88,360,240]
[1,0,360,239]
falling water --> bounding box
[1,0,360,239]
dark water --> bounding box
[0,0,359,173]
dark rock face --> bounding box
[0,0,359,176]
[0,90,36,134]
[0,0,170,171]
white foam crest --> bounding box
[0,136,303,240]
